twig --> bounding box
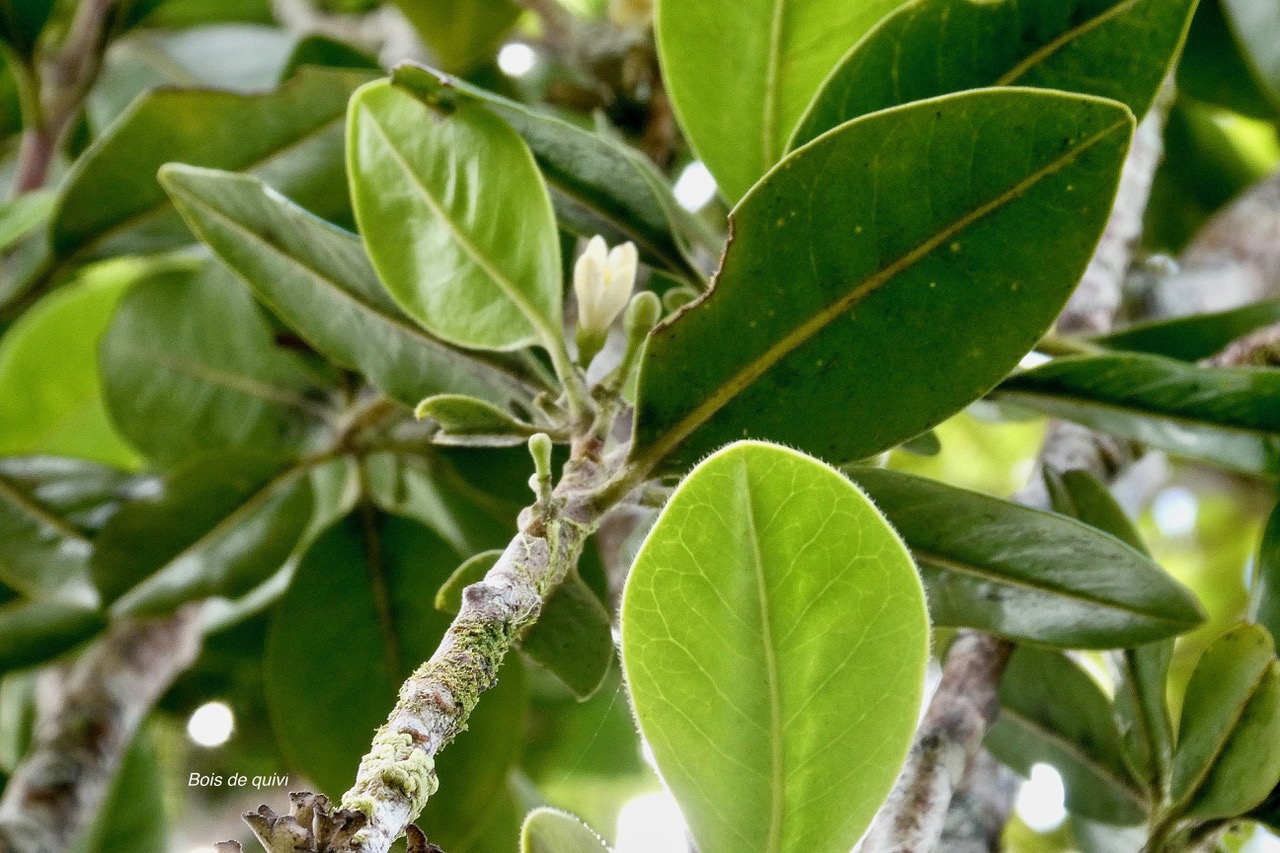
[861,91,1171,853]
[0,608,202,853]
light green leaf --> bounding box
[392,63,712,281]
[986,646,1148,825]
[0,190,54,254]
[52,67,373,262]
[633,89,1134,472]
[1094,299,1280,363]
[996,353,1280,476]
[436,550,502,613]
[0,599,106,675]
[0,260,145,469]
[265,511,526,848]
[521,808,611,853]
[655,0,905,201]
[416,395,543,446]
[158,165,537,410]
[846,467,1202,648]
[0,457,130,603]
[621,441,929,853]
[792,0,1196,149]
[100,262,329,467]
[92,452,314,617]
[69,727,167,853]
[1169,624,1280,821]
[348,80,563,352]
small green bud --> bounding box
[624,291,662,337]
[528,433,554,502]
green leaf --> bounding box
[92,452,313,616]
[0,0,55,57]
[521,808,611,853]
[281,33,380,79]
[1042,468,1174,794]
[655,0,905,201]
[348,80,563,352]
[621,441,929,853]
[846,467,1203,647]
[416,395,542,446]
[1178,0,1279,118]
[0,457,130,603]
[1168,624,1280,820]
[0,190,55,255]
[69,727,167,853]
[265,511,526,848]
[158,165,537,410]
[1094,299,1280,363]
[0,599,106,675]
[0,260,144,469]
[996,353,1280,476]
[100,263,329,467]
[392,64,710,281]
[986,646,1148,824]
[632,89,1135,472]
[436,549,614,700]
[1251,502,1280,647]
[52,67,373,262]
[1220,0,1280,107]
[392,0,521,74]
[792,0,1196,150]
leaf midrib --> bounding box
[0,472,89,545]
[761,0,790,169]
[359,105,556,348]
[739,457,785,853]
[995,0,1144,86]
[639,115,1130,467]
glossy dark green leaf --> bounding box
[1251,502,1280,647]
[0,457,130,602]
[392,0,521,74]
[847,467,1203,647]
[281,33,380,80]
[520,808,610,853]
[100,263,329,467]
[1095,299,1280,363]
[348,80,563,352]
[0,0,54,57]
[92,452,314,616]
[0,599,106,674]
[792,0,1195,149]
[1043,468,1174,794]
[1220,0,1280,108]
[986,646,1148,824]
[416,395,542,446]
[265,511,526,847]
[1168,624,1280,821]
[997,353,1280,476]
[655,0,906,201]
[0,260,146,469]
[633,90,1134,472]
[392,64,709,280]
[622,442,930,853]
[52,67,373,262]
[158,165,537,410]
[1178,0,1279,117]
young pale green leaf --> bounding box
[100,263,329,467]
[1094,299,1280,363]
[92,452,314,617]
[520,808,611,853]
[416,395,543,447]
[1169,624,1280,821]
[792,0,1195,149]
[158,165,537,410]
[0,599,106,675]
[621,441,929,853]
[391,63,711,281]
[997,353,1280,476]
[986,646,1148,824]
[0,457,130,603]
[392,0,520,73]
[437,551,614,700]
[348,80,563,352]
[265,511,526,849]
[847,467,1202,647]
[0,261,144,469]
[655,0,905,201]
[1042,468,1174,794]
[1252,503,1280,646]
[51,67,373,262]
[633,89,1134,472]
[0,190,54,254]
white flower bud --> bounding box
[574,236,638,336]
